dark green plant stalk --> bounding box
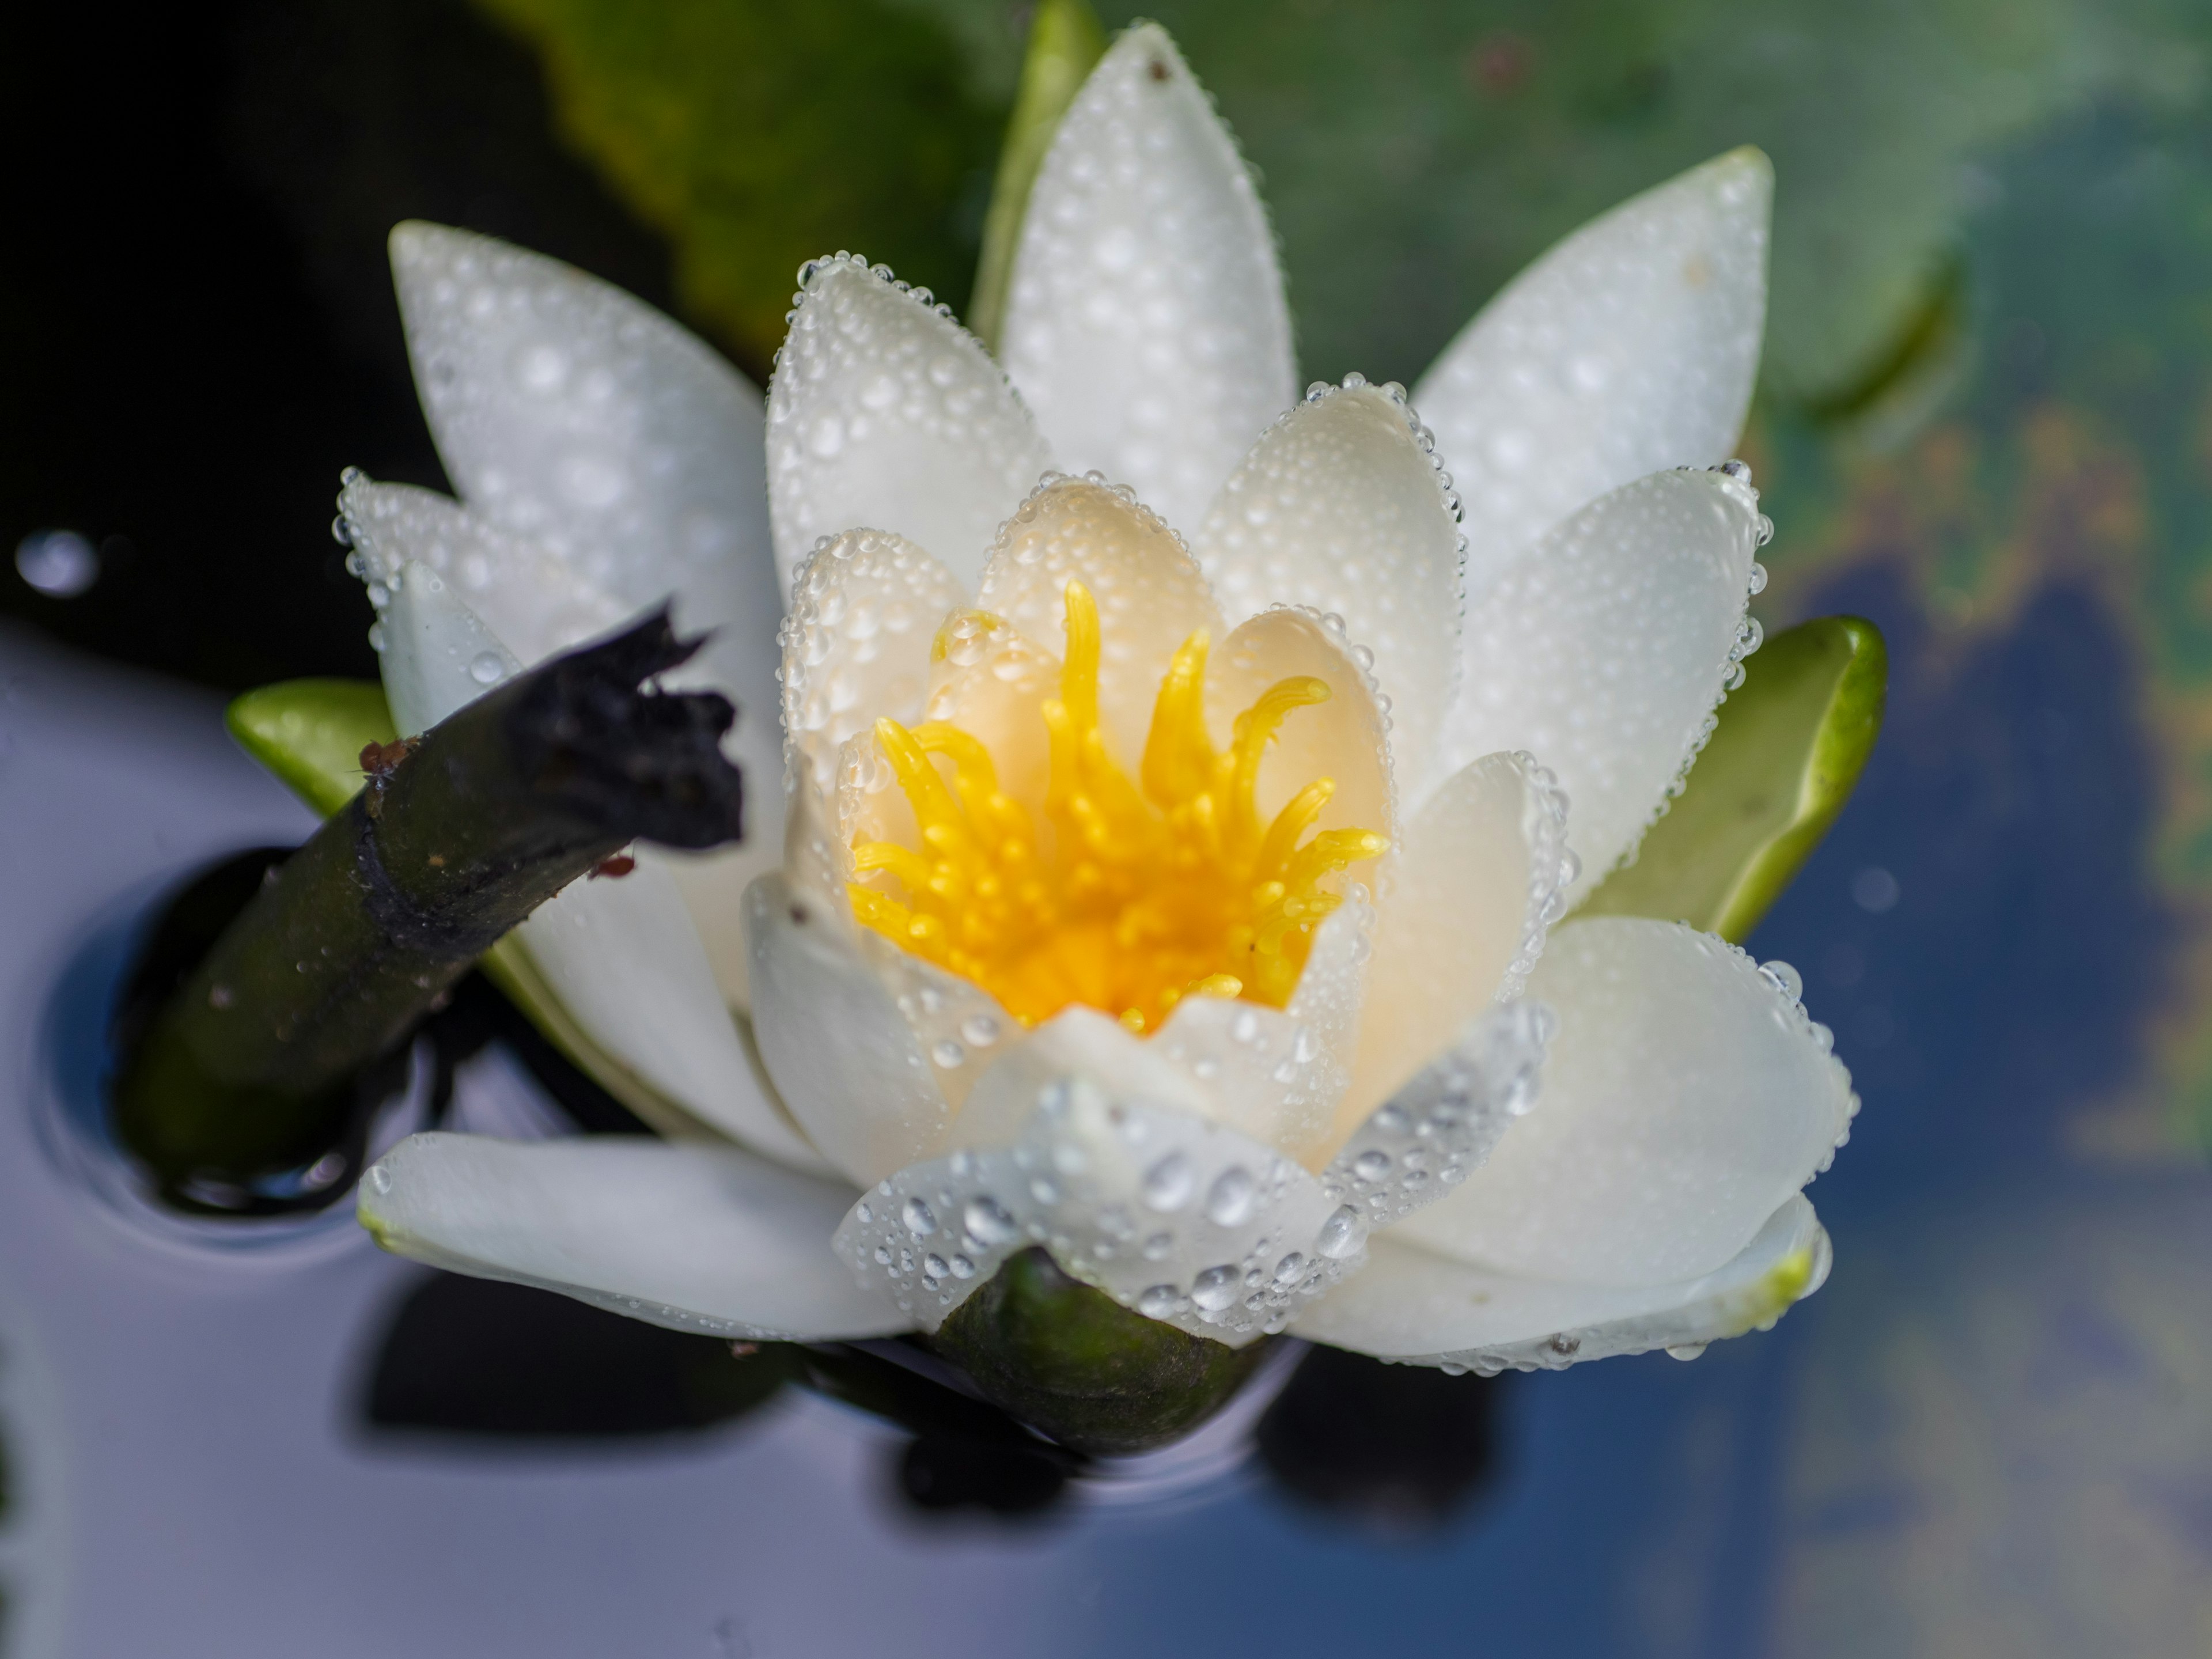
[930,1248,1271,1456]
[113,610,745,1197]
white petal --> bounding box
[512,865,825,1171]
[837,1030,1365,1344]
[851,929,1020,1115]
[743,873,951,1187]
[1319,1000,1550,1225]
[922,611,1061,809]
[1205,606,1397,848]
[360,1132,906,1340]
[1438,468,1759,900]
[1395,917,1856,1286]
[388,222,781,648]
[1277,892,1374,1160]
[1413,149,1771,602]
[973,475,1222,762]
[1295,1193,1828,1369]
[1195,381,1464,791]
[1149,993,1344,1164]
[374,562,521,736]
[387,226,791,944]
[1343,751,1567,1125]
[340,478,628,665]
[1002,24,1295,533]
[767,256,1051,594]
[781,529,965,796]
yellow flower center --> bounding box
[848,581,1388,1034]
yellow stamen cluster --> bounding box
[849,581,1388,1033]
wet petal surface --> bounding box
[1196,380,1464,791]
[1394,917,1856,1286]
[767,256,1050,593]
[1440,467,1761,901]
[361,1132,904,1340]
[1002,25,1295,533]
[1413,150,1770,603]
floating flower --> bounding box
[344,23,1856,1379]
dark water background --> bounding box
[3,1,2209,1653]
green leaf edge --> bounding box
[1578,616,1888,944]
[965,0,1107,351]
[224,678,722,1143]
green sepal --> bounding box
[222,677,721,1142]
[965,0,1106,351]
[226,679,396,817]
[929,1247,1270,1456]
[1578,615,1888,942]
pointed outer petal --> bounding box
[1195,380,1466,794]
[1293,1194,1828,1373]
[511,863,828,1172]
[374,562,522,737]
[359,1132,907,1340]
[972,474,1224,763]
[1412,149,1771,603]
[743,872,953,1187]
[835,1050,1367,1346]
[1341,751,1570,1127]
[922,611,1062,809]
[766,255,1051,595]
[1204,606,1397,847]
[1001,25,1296,535]
[336,476,627,666]
[1394,917,1857,1286]
[851,929,1021,1115]
[1438,468,1761,904]
[389,222,781,643]
[1319,1000,1550,1229]
[779,528,966,796]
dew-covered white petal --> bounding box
[1294,1194,1829,1371]
[1001,25,1295,534]
[780,528,965,796]
[851,929,1021,1115]
[973,474,1222,762]
[743,873,951,1186]
[373,561,522,736]
[836,1021,1366,1344]
[1205,605,1397,848]
[514,865,825,1171]
[767,256,1050,594]
[339,476,627,666]
[1413,150,1771,603]
[1195,380,1464,792]
[361,1132,906,1340]
[1343,751,1567,1125]
[1438,467,1759,900]
[1319,999,1550,1225]
[388,222,781,658]
[1395,917,1855,1286]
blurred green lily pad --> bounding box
[1580,616,1888,942]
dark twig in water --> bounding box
[112,608,745,1203]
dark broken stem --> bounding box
[112,609,745,1201]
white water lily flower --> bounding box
[354,24,1857,1376]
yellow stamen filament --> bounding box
[849,581,1388,1033]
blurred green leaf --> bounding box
[226,679,396,817]
[967,0,1107,351]
[468,0,1007,374]
[1580,616,1888,942]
